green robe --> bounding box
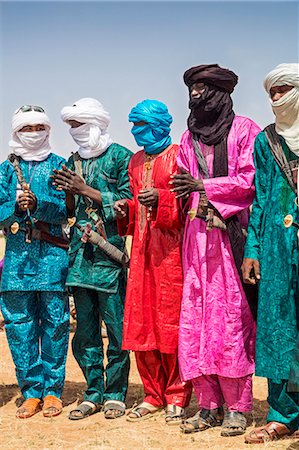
[244,130,299,382]
[66,143,133,293]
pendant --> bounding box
[188,208,197,221]
[10,222,19,234]
[68,217,77,228]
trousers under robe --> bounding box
[135,350,192,408]
[267,380,299,432]
[193,374,253,413]
[72,285,130,404]
[1,291,69,399]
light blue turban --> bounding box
[129,99,172,154]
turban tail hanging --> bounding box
[264,63,299,155]
[184,63,258,319]
[129,99,173,154]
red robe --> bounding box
[119,144,183,354]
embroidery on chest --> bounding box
[138,154,155,239]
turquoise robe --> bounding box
[0,153,69,399]
[0,153,68,291]
[244,131,299,382]
[66,143,133,293]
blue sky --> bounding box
[0,1,298,161]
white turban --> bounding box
[9,107,51,161]
[61,98,113,159]
[264,63,299,155]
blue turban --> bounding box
[129,99,172,154]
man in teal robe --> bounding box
[242,64,299,443]
[0,105,69,418]
[53,98,132,420]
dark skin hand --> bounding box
[17,184,36,212]
[114,199,128,218]
[52,165,102,206]
[137,188,159,207]
[169,167,204,198]
[241,258,261,285]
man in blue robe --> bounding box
[0,105,69,418]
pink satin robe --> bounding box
[178,116,261,382]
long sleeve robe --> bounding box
[119,144,184,354]
[66,143,133,293]
[178,116,260,381]
[0,153,68,292]
[244,131,299,383]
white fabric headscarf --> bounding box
[264,63,299,155]
[61,98,113,159]
[9,108,51,161]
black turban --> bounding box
[184,63,238,93]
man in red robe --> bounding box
[114,99,191,425]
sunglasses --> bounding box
[16,105,45,114]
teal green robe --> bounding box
[66,143,133,294]
[244,130,299,382]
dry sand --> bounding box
[0,330,298,450]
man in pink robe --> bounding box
[171,64,260,437]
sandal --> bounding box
[43,395,63,418]
[126,402,163,422]
[103,400,126,419]
[16,398,43,419]
[165,405,185,426]
[180,407,224,434]
[244,421,299,444]
[68,401,101,420]
[221,411,247,436]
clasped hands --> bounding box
[17,183,36,212]
[114,188,159,219]
[114,167,203,219]
[51,165,86,195]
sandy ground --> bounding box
[1,329,299,450]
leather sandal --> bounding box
[126,402,163,422]
[244,421,299,444]
[103,400,126,419]
[165,405,185,426]
[43,395,63,418]
[221,411,247,436]
[16,398,43,419]
[180,407,224,434]
[69,401,101,420]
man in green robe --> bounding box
[53,98,132,420]
[242,64,299,444]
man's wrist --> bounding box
[14,202,24,216]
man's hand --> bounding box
[52,165,86,195]
[137,188,159,207]
[170,167,204,199]
[114,199,128,218]
[241,258,261,285]
[17,186,36,212]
